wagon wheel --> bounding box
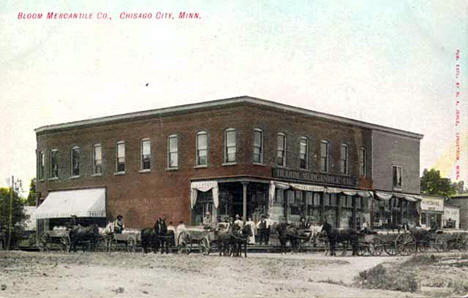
[177,231,191,254]
[200,237,210,255]
[383,241,397,256]
[127,238,136,253]
[60,236,70,252]
[396,233,416,256]
[370,238,384,256]
[39,233,49,252]
[433,235,448,252]
[456,235,467,251]
[357,242,368,256]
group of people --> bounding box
[201,212,273,245]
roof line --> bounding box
[34,95,423,139]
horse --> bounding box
[99,223,114,252]
[213,225,234,256]
[68,224,100,252]
[320,222,360,256]
[140,228,158,253]
[230,224,252,257]
[275,222,301,254]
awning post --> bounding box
[242,182,248,222]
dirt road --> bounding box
[0,251,422,298]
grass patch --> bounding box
[355,264,419,293]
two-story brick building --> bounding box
[34,96,423,230]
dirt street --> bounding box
[0,251,422,298]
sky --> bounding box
[0,0,467,194]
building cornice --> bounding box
[35,95,424,139]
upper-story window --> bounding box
[141,139,151,170]
[196,131,208,166]
[320,140,329,172]
[38,151,45,180]
[93,144,103,175]
[359,147,367,177]
[71,146,80,177]
[299,137,308,169]
[50,149,59,178]
[277,133,286,166]
[340,144,348,175]
[393,166,402,189]
[224,128,237,163]
[116,141,125,173]
[253,129,263,164]
[168,135,178,168]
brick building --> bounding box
[34,96,423,230]
[448,194,468,229]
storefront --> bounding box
[443,205,460,229]
[35,188,107,234]
[371,191,419,229]
[190,175,374,229]
[419,195,444,229]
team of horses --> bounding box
[62,220,366,257]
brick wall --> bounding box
[36,102,417,228]
[371,130,421,194]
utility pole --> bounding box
[7,175,13,250]
[7,176,22,250]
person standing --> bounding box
[113,215,124,234]
[203,212,212,226]
[245,217,256,244]
[257,215,268,245]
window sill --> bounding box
[166,167,179,171]
[393,187,402,191]
[48,177,59,181]
[91,173,103,177]
[114,172,126,176]
[38,179,45,182]
[222,162,237,166]
[253,162,265,166]
[139,169,151,173]
[194,165,208,169]
[70,175,80,179]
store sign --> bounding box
[420,197,444,212]
[272,168,356,187]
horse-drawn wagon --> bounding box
[177,226,213,255]
[102,229,140,252]
[39,227,70,252]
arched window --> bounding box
[196,131,208,166]
[168,135,178,168]
[71,146,80,177]
[224,128,237,163]
[320,140,329,172]
[299,137,308,169]
[277,133,286,166]
[253,129,263,164]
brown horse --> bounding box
[68,224,99,252]
[320,222,359,256]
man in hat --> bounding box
[257,215,268,245]
[113,215,124,234]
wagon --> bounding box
[39,228,70,252]
[177,226,215,255]
[356,233,385,256]
[429,230,468,252]
[103,229,140,252]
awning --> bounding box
[375,191,393,201]
[190,181,219,209]
[35,188,106,219]
[290,183,325,192]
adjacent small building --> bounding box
[419,194,445,229]
[442,204,460,229]
[448,194,468,229]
